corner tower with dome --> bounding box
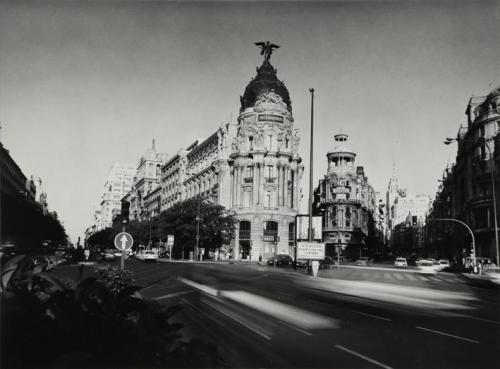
[228,43,304,260]
[313,133,377,260]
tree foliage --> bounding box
[86,199,235,258]
[1,192,67,252]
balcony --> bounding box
[239,230,251,240]
[265,177,276,184]
[243,177,253,184]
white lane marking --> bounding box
[221,290,338,330]
[394,273,404,280]
[282,321,314,336]
[152,290,194,300]
[199,297,272,341]
[352,310,391,322]
[177,277,218,296]
[418,275,428,281]
[383,273,392,279]
[405,274,416,281]
[335,344,393,369]
[429,277,441,282]
[416,326,479,344]
[460,315,500,325]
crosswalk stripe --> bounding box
[405,274,417,281]
[430,277,441,282]
[394,273,405,280]
[384,272,392,279]
[418,275,428,281]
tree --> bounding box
[157,198,235,258]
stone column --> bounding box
[277,164,282,207]
[253,162,259,205]
[285,165,290,208]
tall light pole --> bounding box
[444,137,499,265]
[308,88,315,243]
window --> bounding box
[266,165,273,178]
[332,206,337,226]
[268,135,273,150]
[266,221,278,231]
[285,138,289,149]
[265,191,271,207]
[346,207,351,227]
[249,136,254,150]
[288,223,295,245]
[239,221,251,240]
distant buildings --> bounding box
[312,133,378,260]
[94,162,136,230]
[428,85,499,261]
[385,164,431,256]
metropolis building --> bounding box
[155,48,304,260]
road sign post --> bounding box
[114,232,134,271]
[167,235,174,261]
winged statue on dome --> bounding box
[255,41,280,62]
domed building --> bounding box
[313,133,377,260]
[155,44,303,261]
[229,56,304,260]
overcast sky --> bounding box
[1,0,499,242]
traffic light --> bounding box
[121,200,130,222]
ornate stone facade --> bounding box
[313,134,376,260]
[428,85,500,261]
[157,57,304,260]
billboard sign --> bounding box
[296,215,322,240]
[297,242,325,260]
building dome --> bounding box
[240,61,292,113]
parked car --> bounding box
[296,259,308,268]
[394,257,408,268]
[355,257,373,266]
[267,254,293,266]
[319,256,336,269]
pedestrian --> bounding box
[478,261,483,275]
[259,254,262,262]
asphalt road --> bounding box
[53,260,500,369]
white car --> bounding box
[394,257,408,268]
[417,260,441,274]
[141,250,158,262]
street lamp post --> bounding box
[444,137,499,265]
[428,218,476,265]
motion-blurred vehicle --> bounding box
[141,250,158,262]
[267,254,293,266]
[319,256,336,269]
[437,259,451,271]
[103,249,117,260]
[417,260,441,274]
[394,257,408,268]
[355,257,373,266]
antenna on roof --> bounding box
[152,139,155,150]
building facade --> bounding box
[96,162,136,230]
[312,133,377,260]
[150,51,304,260]
[127,142,168,221]
[428,85,500,261]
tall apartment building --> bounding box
[428,85,499,260]
[96,163,136,230]
[126,141,168,221]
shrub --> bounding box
[1,255,222,369]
